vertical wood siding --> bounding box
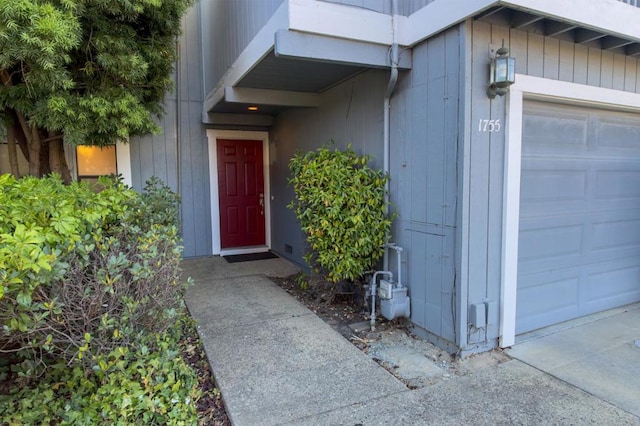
[318,0,435,16]
[463,19,640,345]
[320,0,389,14]
[389,26,461,344]
[203,0,283,96]
[269,69,388,264]
[130,3,211,258]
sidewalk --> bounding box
[183,256,640,425]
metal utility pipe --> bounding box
[370,270,393,331]
[175,37,183,228]
[386,243,404,286]
[383,0,399,272]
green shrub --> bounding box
[0,314,200,425]
[288,144,392,282]
[0,174,185,369]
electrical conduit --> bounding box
[383,0,399,272]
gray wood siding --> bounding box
[389,26,461,344]
[130,4,211,258]
[203,0,284,96]
[463,19,640,345]
[320,0,389,13]
[319,0,434,16]
[269,69,388,264]
[397,0,434,16]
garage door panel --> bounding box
[516,271,580,334]
[520,169,587,204]
[587,263,640,301]
[585,258,640,312]
[598,119,640,150]
[522,109,588,151]
[595,170,640,200]
[591,218,640,252]
[518,223,583,266]
[517,101,640,334]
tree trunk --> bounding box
[7,111,29,163]
[48,134,72,184]
[5,110,72,183]
[28,125,41,177]
[6,122,20,176]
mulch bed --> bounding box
[269,273,408,342]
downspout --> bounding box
[175,36,183,228]
[383,0,399,272]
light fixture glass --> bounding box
[488,46,516,99]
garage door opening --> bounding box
[516,100,640,334]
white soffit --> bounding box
[502,0,640,43]
[407,0,640,48]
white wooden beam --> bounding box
[205,113,275,127]
[275,30,412,70]
[287,0,409,46]
[500,88,523,349]
[116,141,132,188]
[224,87,320,108]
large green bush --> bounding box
[0,174,185,369]
[288,145,392,282]
[0,315,200,425]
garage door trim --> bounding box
[500,74,640,347]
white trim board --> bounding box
[206,129,271,256]
[64,141,132,187]
[116,141,132,187]
[500,74,640,348]
[287,0,407,46]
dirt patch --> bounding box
[181,324,231,426]
[271,273,510,389]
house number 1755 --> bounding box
[478,119,501,132]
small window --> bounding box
[76,145,117,183]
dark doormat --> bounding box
[223,251,279,263]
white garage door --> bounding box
[517,100,640,334]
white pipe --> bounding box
[370,270,393,331]
[386,243,404,287]
[383,0,399,272]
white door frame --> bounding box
[500,74,640,347]
[206,129,271,256]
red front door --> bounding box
[217,139,265,249]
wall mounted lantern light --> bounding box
[487,46,516,99]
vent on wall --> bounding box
[284,244,293,254]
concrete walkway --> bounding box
[184,256,640,425]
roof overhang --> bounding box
[408,0,640,46]
[202,0,413,125]
[203,0,640,125]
